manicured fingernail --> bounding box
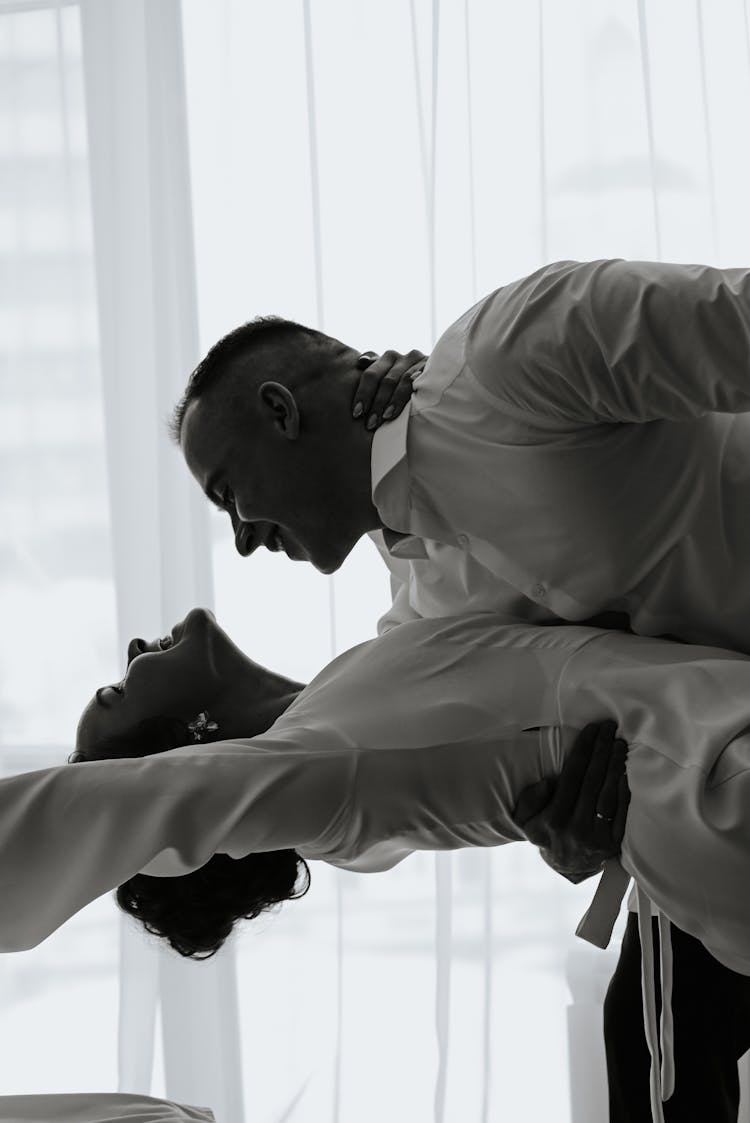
[366,414,378,430]
[353,402,363,418]
[383,406,395,419]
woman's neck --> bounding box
[210,663,305,741]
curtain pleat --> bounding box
[695,0,720,258]
[462,6,492,1119]
[159,948,245,1122]
[537,0,548,264]
[464,0,478,304]
[428,0,440,343]
[409,0,430,228]
[302,10,345,1123]
[414,4,453,1120]
[636,0,662,259]
[480,854,494,1123]
[78,1,238,1118]
[116,918,158,1093]
[302,0,325,333]
[332,876,344,1123]
[51,2,74,247]
[434,854,452,1123]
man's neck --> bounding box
[328,382,385,534]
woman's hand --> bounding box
[511,720,631,884]
[352,349,427,430]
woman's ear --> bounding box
[257,381,300,439]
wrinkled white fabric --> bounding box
[369,259,750,654]
[5,617,750,1123]
[0,1092,215,1122]
[363,261,750,1123]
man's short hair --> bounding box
[168,315,336,444]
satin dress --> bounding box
[3,615,750,1122]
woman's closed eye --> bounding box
[127,634,174,667]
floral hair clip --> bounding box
[187,711,219,743]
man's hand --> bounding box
[511,720,631,884]
[353,349,426,430]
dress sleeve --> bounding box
[473,259,750,423]
[0,740,356,952]
[0,723,539,950]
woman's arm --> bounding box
[0,739,355,952]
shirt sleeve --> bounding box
[474,259,750,423]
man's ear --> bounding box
[256,381,300,439]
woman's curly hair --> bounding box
[68,717,311,959]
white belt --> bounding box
[576,858,674,1123]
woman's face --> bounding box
[75,607,237,759]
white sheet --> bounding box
[0,1092,215,1123]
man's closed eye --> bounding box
[210,487,235,515]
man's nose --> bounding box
[233,521,275,558]
[234,521,255,557]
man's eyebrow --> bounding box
[203,471,225,509]
[95,687,112,709]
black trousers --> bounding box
[603,912,750,1122]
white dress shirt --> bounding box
[368,256,750,938]
[369,258,750,652]
[365,259,750,1118]
[3,616,750,1121]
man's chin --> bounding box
[288,532,353,574]
[312,557,343,576]
[283,541,333,571]
[309,543,350,575]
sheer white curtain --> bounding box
[3,1,750,1121]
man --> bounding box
[173,258,750,1121]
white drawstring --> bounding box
[636,884,675,1122]
[576,863,675,1123]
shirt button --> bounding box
[532,583,546,598]
[457,534,469,547]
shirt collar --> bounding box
[380,527,428,558]
[370,405,430,559]
[371,401,409,503]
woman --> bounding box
[58,604,749,972]
[6,608,750,1120]
[69,605,626,957]
[71,607,313,961]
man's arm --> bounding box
[475,259,750,424]
[511,720,631,883]
[538,847,602,885]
